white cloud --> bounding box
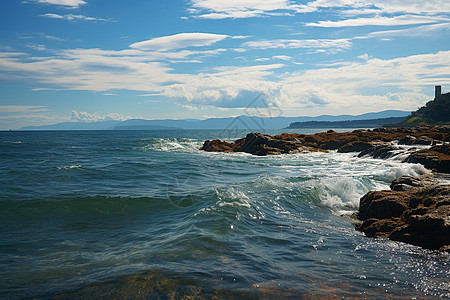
[357,53,371,60]
[272,55,292,61]
[35,0,86,8]
[41,13,109,22]
[188,0,450,24]
[357,22,450,39]
[26,44,47,51]
[307,15,449,27]
[277,51,450,114]
[189,0,314,19]
[0,106,48,113]
[162,64,284,105]
[304,0,450,15]
[244,38,352,53]
[1,36,449,115]
[130,33,229,51]
[71,111,130,122]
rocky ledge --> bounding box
[354,175,450,252]
[201,126,450,173]
[201,125,450,250]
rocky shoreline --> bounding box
[200,126,450,251]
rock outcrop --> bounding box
[200,132,325,156]
[201,126,450,251]
[200,126,450,173]
[355,175,450,252]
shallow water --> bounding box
[1,129,448,299]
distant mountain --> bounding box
[17,110,410,131]
[287,117,406,129]
[19,120,121,131]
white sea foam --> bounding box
[196,187,253,217]
[57,165,82,170]
[138,138,202,153]
[245,149,433,214]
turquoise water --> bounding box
[1,130,449,299]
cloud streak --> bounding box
[130,33,229,51]
[307,15,449,27]
[40,13,109,22]
[244,38,352,53]
[71,110,130,122]
[35,0,86,8]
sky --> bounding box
[1,0,450,129]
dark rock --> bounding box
[200,139,234,152]
[414,136,434,145]
[390,174,435,191]
[398,135,416,145]
[400,135,433,145]
[405,144,450,173]
[199,127,450,174]
[355,175,450,251]
[358,190,409,220]
[234,132,304,156]
[357,143,398,159]
[338,141,374,153]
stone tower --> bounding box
[435,85,442,99]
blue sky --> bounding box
[1,0,450,129]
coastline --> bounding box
[200,125,450,251]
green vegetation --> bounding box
[401,93,450,125]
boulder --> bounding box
[355,175,450,251]
[390,174,435,191]
[200,139,234,152]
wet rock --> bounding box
[405,144,450,173]
[234,132,304,156]
[390,174,435,191]
[357,143,399,159]
[398,135,416,145]
[355,175,450,251]
[200,126,450,173]
[338,141,374,153]
[200,139,234,152]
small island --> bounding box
[200,90,450,252]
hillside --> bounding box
[401,92,450,125]
[287,117,406,129]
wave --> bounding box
[135,138,203,153]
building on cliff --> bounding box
[435,85,442,99]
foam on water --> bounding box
[1,130,449,299]
[137,138,202,153]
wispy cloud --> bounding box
[1,32,449,114]
[0,105,49,113]
[188,0,314,19]
[40,13,110,22]
[71,110,130,122]
[162,64,284,106]
[307,15,449,27]
[357,22,450,39]
[34,0,86,8]
[244,38,352,54]
[277,51,450,114]
[130,33,229,51]
[188,0,450,21]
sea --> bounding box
[1,129,449,299]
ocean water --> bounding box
[1,129,449,299]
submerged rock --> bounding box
[355,175,450,251]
